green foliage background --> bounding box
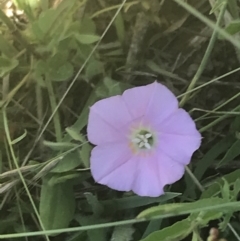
[1,0,240,240]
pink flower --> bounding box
[87,82,201,197]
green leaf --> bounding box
[137,198,240,220]
[31,22,45,40]
[65,127,86,142]
[84,193,104,216]
[141,219,192,241]
[79,143,92,168]
[50,62,74,81]
[40,0,49,11]
[210,0,226,14]
[228,0,239,19]
[85,60,104,79]
[34,60,48,87]
[39,179,75,230]
[64,91,97,142]
[75,34,100,44]
[149,210,221,241]
[223,20,240,36]
[0,57,19,77]
[114,12,125,43]
[192,210,223,226]
[0,35,18,58]
[48,172,80,185]
[35,0,76,38]
[104,77,123,96]
[221,178,230,200]
[11,130,27,145]
[142,219,162,239]
[103,49,123,56]
[141,0,151,10]
[33,158,62,180]
[75,215,108,241]
[102,192,180,210]
[79,17,96,34]
[31,0,78,43]
[217,139,240,167]
[194,135,235,179]
[51,151,82,173]
[111,225,135,241]
[44,52,74,81]
[96,77,123,98]
[202,169,240,198]
[233,178,240,199]
[49,51,68,65]
[37,9,57,35]
[185,135,235,198]
[231,113,240,131]
[43,140,78,151]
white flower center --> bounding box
[132,133,153,150]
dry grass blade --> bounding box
[0,164,39,179]
[32,157,62,181]
[0,180,19,194]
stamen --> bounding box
[132,138,141,143]
[139,142,145,148]
[130,129,154,151]
[144,143,151,149]
[131,129,154,151]
[138,134,145,139]
[145,133,152,138]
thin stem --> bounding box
[15,190,28,241]
[173,0,240,49]
[194,92,240,122]
[185,166,204,192]
[44,79,62,142]
[2,109,50,241]
[21,0,128,165]
[177,67,240,99]
[179,1,227,106]
[1,200,240,239]
[1,72,31,108]
[36,83,45,152]
[199,105,240,133]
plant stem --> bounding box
[44,79,62,142]
[21,0,128,164]
[179,0,227,106]
[2,109,50,241]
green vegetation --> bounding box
[1,0,240,240]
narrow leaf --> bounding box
[141,219,192,241]
[75,34,100,44]
[39,179,75,230]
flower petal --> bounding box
[132,155,164,197]
[87,95,132,145]
[157,134,201,165]
[156,108,201,136]
[155,108,201,165]
[90,141,186,196]
[122,81,178,122]
[90,141,136,191]
[155,151,185,186]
